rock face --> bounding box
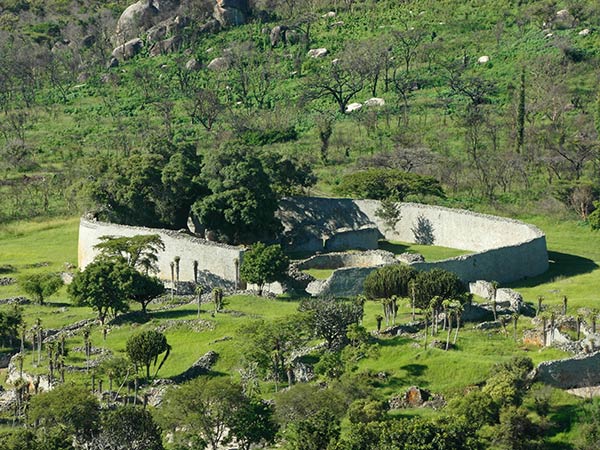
[345,102,362,113]
[207,56,231,71]
[114,0,161,44]
[112,38,143,60]
[214,0,249,27]
[270,25,289,47]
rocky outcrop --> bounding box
[213,0,249,27]
[112,38,143,60]
[114,0,161,44]
[171,350,219,383]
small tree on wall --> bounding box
[240,243,289,296]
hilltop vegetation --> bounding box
[0,0,600,224]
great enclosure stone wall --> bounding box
[78,198,549,291]
[354,199,549,284]
[78,218,243,289]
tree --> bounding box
[0,306,22,348]
[335,168,445,201]
[240,316,309,390]
[128,271,165,313]
[28,384,100,441]
[19,273,63,305]
[304,44,371,114]
[192,145,282,244]
[227,398,278,450]
[68,260,133,324]
[94,234,165,274]
[300,297,364,349]
[125,330,171,379]
[240,243,289,296]
[410,268,466,311]
[159,378,250,450]
[364,264,417,300]
[92,406,164,450]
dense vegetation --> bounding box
[2,0,600,448]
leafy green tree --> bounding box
[94,406,164,450]
[193,145,281,244]
[589,201,600,230]
[240,316,309,389]
[485,406,542,450]
[125,330,171,379]
[364,264,416,300]
[410,268,466,311]
[575,398,600,450]
[0,305,22,348]
[68,260,134,323]
[283,409,340,450]
[300,297,363,349]
[128,270,165,313]
[94,234,165,274]
[482,356,533,407]
[227,398,279,450]
[19,272,63,305]
[448,389,499,429]
[159,378,249,450]
[28,384,100,441]
[335,168,445,201]
[240,242,289,296]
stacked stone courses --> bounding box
[78,198,549,288]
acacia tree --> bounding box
[125,330,171,379]
[94,234,165,274]
[240,243,289,296]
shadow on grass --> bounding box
[376,336,413,347]
[151,309,197,320]
[508,251,598,289]
[45,301,72,308]
[542,403,580,450]
[401,363,428,377]
[378,241,410,255]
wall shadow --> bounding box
[508,251,598,289]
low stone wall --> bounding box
[536,351,600,389]
[78,218,243,288]
[297,250,397,270]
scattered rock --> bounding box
[474,320,502,330]
[322,11,336,18]
[171,350,219,383]
[0,297,31,305]
[477,55,490,64]
[397,252,425,263]
[61,272,74,285]
[307,48,328,58]
[388,386,445,409]
[270,25,289,47]
[0,277,15,286]
[112,38,143,60]
[185,58,201,71]
[149,35,182,56]
[579,28,591,36]
[364,97,385,107]
[207,56,231,71]
[345,102,362,113]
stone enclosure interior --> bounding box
[78,197,549,296]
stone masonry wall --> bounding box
[536,351,600,388]
[78,219,244,288]
[355,200,549,284]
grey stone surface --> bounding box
[296,250,397,270]
[78,218,243,289]
[536,351,600,389]
[111,38,143,60]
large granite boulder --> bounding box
[214,0,249,27]
[112,38,143,60]
[114,0,160,44]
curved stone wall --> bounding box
[78,218,244,289]
[296,250,398,270]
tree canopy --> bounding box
[19,272,63,305]
[335,168,445,201]
[125,330,171,379]
[240,242,289,296]
[364,264,417,300]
